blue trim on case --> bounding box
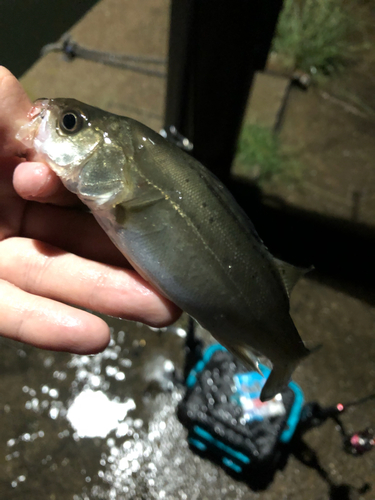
[193,426,250,464]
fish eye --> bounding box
[59,110,83,134]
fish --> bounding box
[17,98,311,402]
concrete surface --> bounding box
[244,71,290,129]
[22,0,169,133]
[0,0,374,499]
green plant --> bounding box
[272,0,352,76]
[234,124,299,184]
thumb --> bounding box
[0,66,32,157]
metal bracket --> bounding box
[160,125,194,152]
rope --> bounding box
[41,34,167,78]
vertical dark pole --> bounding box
[165,1,284,368]
[164,0,283,182]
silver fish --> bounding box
[17,98,311,401]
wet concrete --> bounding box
[1,0,375,498]
[0,306,374,500]
[0,319,192,500]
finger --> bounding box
[0,279,110,353]
[21,202,128,267]
[0,237,181,327]
[13,161,80,206]
[0,66,32,157]
[0,157,26,240]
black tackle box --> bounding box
[178,344,304,481]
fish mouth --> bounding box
[16,98,50,150]
[28,98,50,120]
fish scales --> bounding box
[129,122,279,296]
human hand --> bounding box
[0,66,180,354]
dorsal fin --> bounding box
[273,258,313,298]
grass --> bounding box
[233,124,300,184]
[272,0,352,77]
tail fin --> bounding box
[260,362,297,402]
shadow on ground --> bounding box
[229,178,375,306]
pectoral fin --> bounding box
[114,191,166,225]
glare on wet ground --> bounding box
[0,309,374,500]
[0,317,255,500]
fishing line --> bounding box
[299,392,375,456]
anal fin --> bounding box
[273,257,314,298]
